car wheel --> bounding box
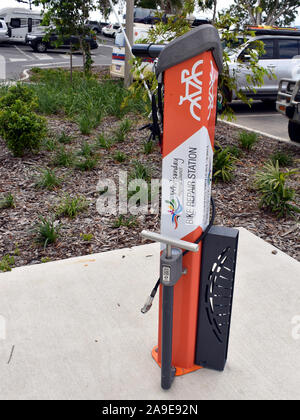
[35,42,47,53]
[288,120,300,143]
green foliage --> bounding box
[78,141,93,158]
[0,83,37,110]
[43,137,58,151]
[95,134,113,150]
[0,255,15,272]
[270,150,293,167]
[52,146,74,167]
[35,168,62,190]
[80,233,93,242]
[76,156,98,171]
[113,118,132,143]
[35,216,60,248]
[0,100,47,157]
[78,113,94,135]
[213,145,236,182]
[58,132,73,144]
[112,215,137,228]
[41,257,52,263]
[227,145,243,158]
[143,139,155,155]
[255,161,300,218]
[129,160,151,182]
[113,151,127,163]
[56,194,88,219]
[0,193,15,210]
[238,130,258,151]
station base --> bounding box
[151,346,203,377]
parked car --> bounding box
[25,29,98,53]
[102,23,120,38]
[87,20,106,34]
[0,18,10,43]
[224,27,300,103]
[0,7,42,43]
[277,78,300,143]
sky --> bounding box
[1,0,300,25]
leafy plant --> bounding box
[35,217,60,249]
[0,100,47,157]
[113,118,132,143]
[113,151,126,163]
[213,145,236,182]
[43,137,58,152]
[56,194,88,218]
[0,83,37,110]
[238,131,259,151]
[78,141,93,158]
[78,113,93,135]
[0,255,15,272]
[143,139,155,155]
[129,160,151,182]
[41,257,52,263]
[112,215,137,228]
[80,233,93,242]
[76,156,98,171]
[58,132,73,145]
[255,161,300,217]
[52,146,74,167]
[0,193,15,209]
[227,145,243,159]
[95,134,113,150]
[35,168,62,190]
[270,150,293,167]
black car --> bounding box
[25,30,98,53]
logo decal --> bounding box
[179,59,204,122]
[166,197,183,230]
[208,60,218,120]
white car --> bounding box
[0,18,9,43]
[225,28,300,102]
[102,23,120,38]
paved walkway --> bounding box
[0,228,299,400]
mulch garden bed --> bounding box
[0,97,299,269]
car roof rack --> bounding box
[247,26,300,37]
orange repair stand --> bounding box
[152,346,203,376]
[155,50,219,377]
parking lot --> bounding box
[0,39,295,144]
[0,38,113,81]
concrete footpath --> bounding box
[0,228,299,400]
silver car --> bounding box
[227,34,300,102]
[0,18,9,43]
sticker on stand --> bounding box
[166,197,183,230]
[179,59,204,122]
[208,60,218,121]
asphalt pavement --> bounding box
[0,37,113,81]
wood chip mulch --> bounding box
[0,112,299,269]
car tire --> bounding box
[35,42,47,53]
[288,120,300,143]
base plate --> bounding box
[152,346,203,377]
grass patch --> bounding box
[80,233,93,242]
[129,160,151,182]
[56,194,88,219]
[35,217,60,249]
[112,215,137,228]
[238,131,258,151]
[143,139,155,155]
[42,137,58,152]
[270,150,293,167]
[95,134,113,150]
[113,151,127,163]
[58,132,73,145]
[0,193,15,209]
[35,168,62,190]
[52,146,74,167]
[213,145,236,182]
[112,118,132,143]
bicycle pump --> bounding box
[133,25,239,390]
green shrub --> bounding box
[0,255,15,272]
[0,193,15,209]
[213,145,236,182]
[0,83,36,110]
[35,168,62,190]
[52,146,74,167]
[113,151,126,163]
[238,131,258,151]
[35,216,60,248]
[143,139,155,155]
[255,161,300,218]
[227,145,243,159]
[0,100,47,157]
[56,194,88,218]
[270,150,293,167]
